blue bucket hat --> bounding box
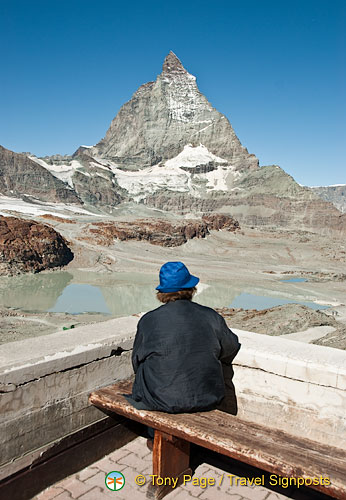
[156,261,199,293]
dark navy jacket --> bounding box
[127,299,240,413]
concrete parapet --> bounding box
[228,328,346,450]
[0,316,138,482]
[0,315,345,484]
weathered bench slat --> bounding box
[89,381,346,499]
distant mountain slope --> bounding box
[141,163,346,236]
[310,185,346,213]
[30,152,127,207]
[0,146,81,204]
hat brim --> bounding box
[156,275,199,292]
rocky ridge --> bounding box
[0,216,74,275]
[0,146,80,205]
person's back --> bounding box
[126,262,240,414]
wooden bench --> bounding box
[89,380,346,499]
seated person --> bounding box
[126,261,240,421]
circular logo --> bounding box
[105,471,125,491]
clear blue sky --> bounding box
[0,0,345,186]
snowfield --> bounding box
[27,144,243,203]
[164,144,228,168]
[29,156,83,188]
[0,196,99,219]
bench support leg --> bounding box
[147,431,191,499]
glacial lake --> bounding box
[0,271,328,316]
[280,278,307,283]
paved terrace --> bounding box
[35,436,318,500]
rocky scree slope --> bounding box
[218,304,346,350]
[218,304,337,336]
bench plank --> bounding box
[89,381,346,499]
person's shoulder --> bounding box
[138,304,166,324]
[190,301,222,319]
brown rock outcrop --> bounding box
[202,213,240,231]
[0,216,74,275]
[83,219,211,247]
[39,214,76,224]
[83,215,240,247]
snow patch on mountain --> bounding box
[310,184,346,188]
[165,144,228,168]
[30,157,83,188]
[204,166,234,191]
[161,56,209,124]
[0,195,98,218]
[112,163,191,201]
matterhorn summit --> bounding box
[82,52,258,171]
[6,51,345,237]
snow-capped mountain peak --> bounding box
[81,52,258,172]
